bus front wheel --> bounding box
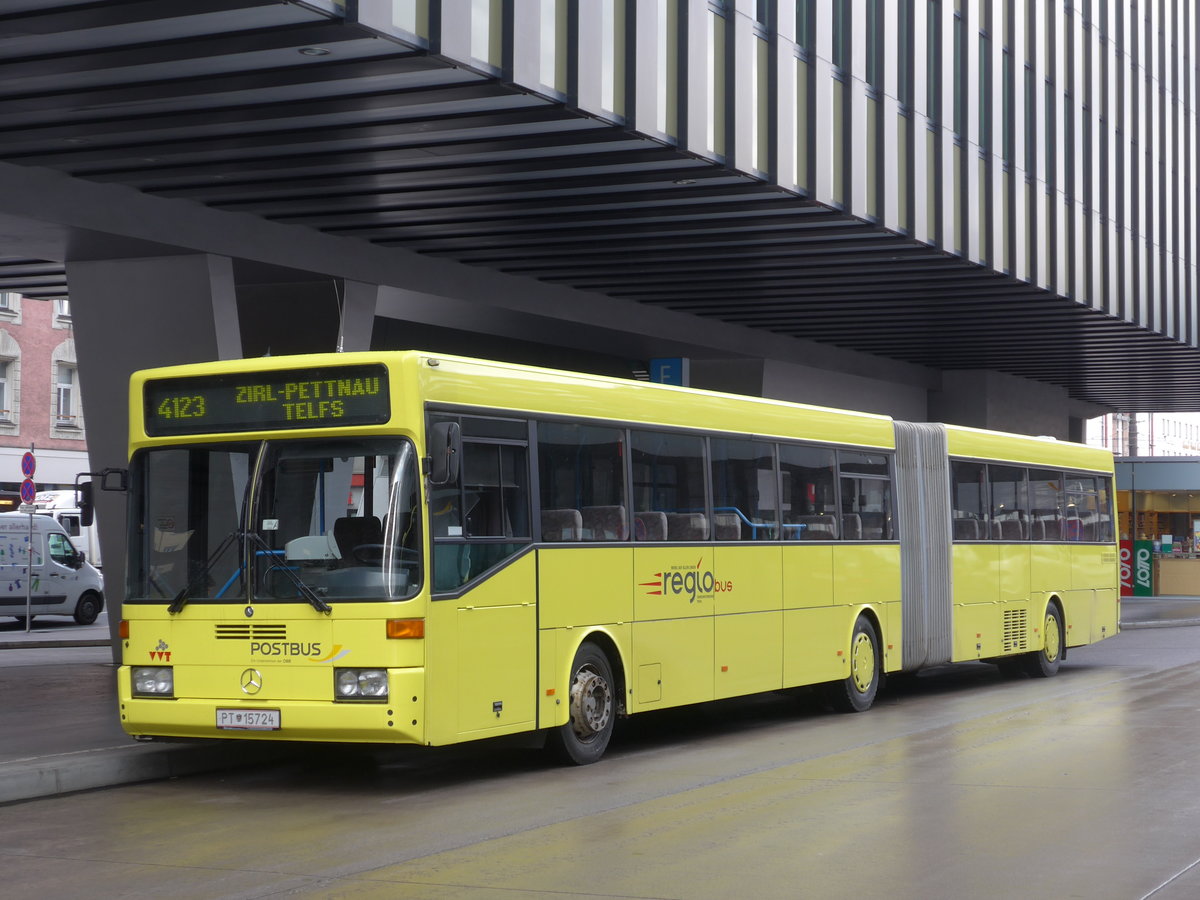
[824,615,881,713]
[547,642,615,765]
[1024,603,1064,678]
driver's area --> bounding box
[254,437,422,603]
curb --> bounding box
[0,742,293,807]
[0,639,111,650]
[1120,617,1200,630]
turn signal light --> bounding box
[119,620,130,639]
[386,618,424,639]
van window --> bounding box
[48,532,75,565]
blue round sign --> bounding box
[19,478,36,504]
[20,451,35,479]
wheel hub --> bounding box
[569,666,612,740]
[851,632,875,693]
[1044,612,1062,661]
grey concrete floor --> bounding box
[3,625,1200,899]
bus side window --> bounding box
[838,451,894,540]
[1029,469,1064,541]
[430,414,532,592]
[710,437,778,540]
[537,422,628,541]
[779,444,837,540]
[630,430,706,541]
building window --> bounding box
[0,360,10,422]
[865,0,881,90]
[56,364,78,428]
[832,0,850,70]
[54,298,71,320]
[796,0,813,54]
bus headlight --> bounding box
[132,666,174,697]
[334,668,389,700]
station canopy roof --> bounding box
[0,1,1197,412]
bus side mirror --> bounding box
[76,467,128,527]
[427,422,461,485]
[78,482,94,528]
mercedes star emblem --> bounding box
[240,668,263,695]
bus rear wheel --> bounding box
[547,642,615,765]
[824,615,881,712]
[1023,603,1064,678]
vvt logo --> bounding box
[640,557,732,603]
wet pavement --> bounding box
[1,596,1197,806]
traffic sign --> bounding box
[20,451,35,479]
[19,478,35,504]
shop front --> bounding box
[1117,457,1200,597]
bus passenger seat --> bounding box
[841,514,863,540]
[793,514,837,540]
[666,513,707,541]
[541,508,583,541]
[581,506,628,541]
[953,518,979,540]
[999,518,1024,541]
[712,513,742,541]
[634,511,667,541]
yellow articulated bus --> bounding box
[117,351,1118,764]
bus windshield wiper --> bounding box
[167,530,239,614]
[168,530,332,615]
[244,530,332,615]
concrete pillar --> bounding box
[928,370,1071,437]
[337,280,380,351]
[65,254,242,661]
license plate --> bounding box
[216,708,281,730]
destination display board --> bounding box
[143,363,390,436]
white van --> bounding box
[0,512,104,625]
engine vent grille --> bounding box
[215,624,287,641]
[1002,608,1028,652]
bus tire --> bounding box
[74,592,103,626]
[1024,603,1064,678]
[824,615,881,713]
[547,642,616,765]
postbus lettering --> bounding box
[250,641,322,657]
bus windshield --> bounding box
[129,437,422,606]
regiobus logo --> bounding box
[640,557,732,603]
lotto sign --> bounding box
[1133,540,1154,597]
[1119,540,1133,597]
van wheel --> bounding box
[73,592,102,626]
